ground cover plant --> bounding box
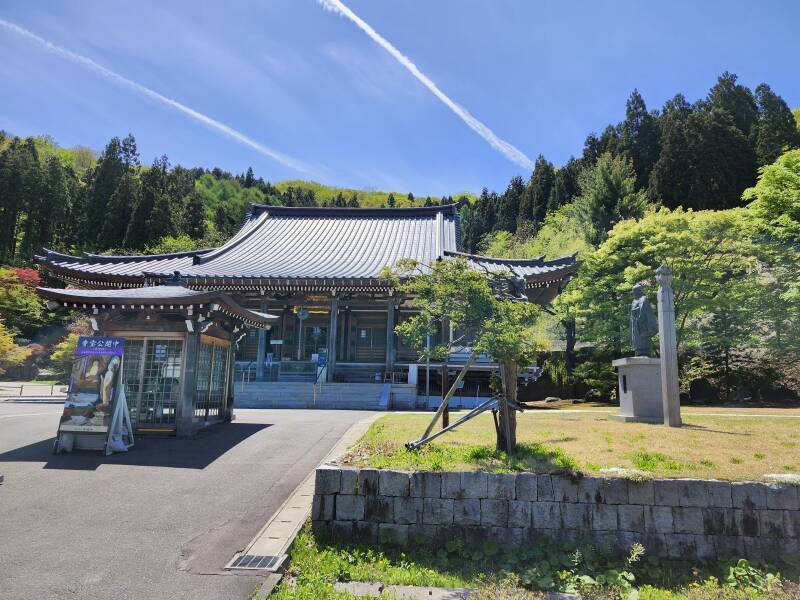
[340,410,800,481]
[269,522,796,599]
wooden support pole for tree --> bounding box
[442,360,449,427]
[418,351,478,443]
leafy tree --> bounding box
[618,90,660,189]
[0,318,30,375]
[387,258,542,452]
[572,153,649,246]
[0,267,44,336]
[407,192,415,205]
[557,208,761,394]
[49,332,80,380]
[743,148,800,244]
[753,84,800,167]
[347,194,359,208]
[742,150,800,365]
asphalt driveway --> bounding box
[0,402,371,600]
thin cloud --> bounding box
[0,18,316,176]
[318,0,534,171]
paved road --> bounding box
[0,402,371,600]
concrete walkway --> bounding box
[0,404,374,600]
[231,411,381,568]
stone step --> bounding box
[234,382,391,410]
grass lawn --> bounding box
[339,409,800,481]
[270,522,795,599]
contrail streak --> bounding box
[318,0,534,171]
[0,18,315,176]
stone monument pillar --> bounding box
[656,264,682,427]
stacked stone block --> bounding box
[312,466,800,560]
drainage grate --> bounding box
[228,554,284,571]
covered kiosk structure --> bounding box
[37,281,276,436]
[37,204,578,409]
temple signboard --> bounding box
[54,336,134,454]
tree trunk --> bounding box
[563,317,576,398]
[496,361,518,454]
[563,318,576,375]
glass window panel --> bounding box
[140,339,183,425]
[195,342,213,418]
[122,340,144,428]
[208,345,227,418]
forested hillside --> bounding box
[460,72,800,254]
[0,133,464,262]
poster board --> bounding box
[54,336,134,455]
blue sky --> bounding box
[1,1,798,196]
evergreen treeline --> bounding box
[460,72,800,253]
[0,132,455,262]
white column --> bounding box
[656,264,682,427]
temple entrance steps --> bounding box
[234,382,418,410]
[334,364,385,383]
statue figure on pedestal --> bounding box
[630,283,658,357]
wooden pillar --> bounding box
[339,308,349,362]
[177,329,200,438]
[385,297,396,376]
[327,296,338,382]
[255,298,268,381]
[225,337,235,421]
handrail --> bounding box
[238,360,257,391]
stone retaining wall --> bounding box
[312,466,800,560]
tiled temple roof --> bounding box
[37,204,577,297]
[36,285,278,328]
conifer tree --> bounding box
[548,158,582,211]
[573,152,649,246]
[99,170,140,249]
[387,193,396,207]
[496,175,525,233]
[519,155,555,225]
[243,166,255,188]
[619,89,660,189]
[706,71,757,136]
[182,189,207,239]
[753,83,800,166]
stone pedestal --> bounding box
[611,357,663,424]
